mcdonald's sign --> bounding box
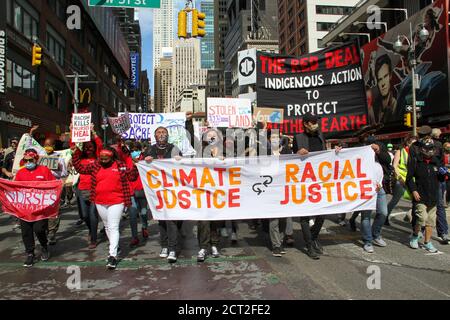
[79,88,92,104]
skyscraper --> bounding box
[200,0,215,69]
[153,0,174,69]
[154,57,173,113]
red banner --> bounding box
[0,179,63,222]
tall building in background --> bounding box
[154,57,173,113]
[214,0,228,69]
[153,0,174,69]
[170,38,207,112]
[277,0,360,55]
[225,0,279,97]
[200,0,215,69]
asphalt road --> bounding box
[0,199,449,300]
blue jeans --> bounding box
[129,195,149,239]
[76,188,98,243]
[436,181,448,237]
[387,181,405,217]
[360,188,388,245]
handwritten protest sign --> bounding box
[207,98,252,128]
[120,112,195,156]
[137,146,382,220]
[38,156,60,170]
[108,112,131,135]
[71,113,91,143]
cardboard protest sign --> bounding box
[71,113,91,143]
[207,98,252,128]
[254,107,284,124]
[38,156,60,170]
[137,146,382,220]
[108,112,131,135]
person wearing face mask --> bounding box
[144,127,183,263]
[385,136,417,226]
[196,128,224,262]
[128,141,149,247]
[406,139,445,252]
[292,113,327,260]
[15,149,56,267]
[71,127,103,249]
[42,138,68,245]
[72,146,139,270]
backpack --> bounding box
[382,163,397,195]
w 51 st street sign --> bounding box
[89,0,160,8]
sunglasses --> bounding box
[23,159,35,163]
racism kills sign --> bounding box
[257,42,368,138]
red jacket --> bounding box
[72,149,138,207]
[15,165,56,182]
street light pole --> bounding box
[410,23,417,137]
[66,72,88,113]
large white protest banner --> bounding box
[137,146,382,220]
[207,98,252,128]
[71,113,91,143]
[120,112,195,156]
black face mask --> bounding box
[100,161,113,168]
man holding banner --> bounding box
[4,149,63,267]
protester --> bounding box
[196,128,223,262]
[385,136,417,226]
[129,141,149,247]
[42,137,68,245]
[387,143,394,164]
[292,112,328,260]
[15,149,57,267]
[406,139,444,252]
[2,137,19,179]
[73,145,139,270]
[144,126,183,263]
[71,126,103,249]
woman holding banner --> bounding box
[15,149,56,267]
[72,146,139,270]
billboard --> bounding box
[361,0,449,130]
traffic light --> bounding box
[177,10,187,38]
[192,9,206,37]
[404,113,412,127]
[32,44,42,66]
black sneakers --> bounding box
[23,254,34,267]
[272,247,282,257]
[311,240,323,255]
[107,256,118,270]
[41,247,50,261]
[306,245,320,260]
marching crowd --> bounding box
[1,112,449,270]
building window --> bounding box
[300,27,306,38]
[299,10,305,22]
[88,41,96,59]
[289,37,295,51]
[12,1,39,41]
[47,27,66,67]
[317,39,324,48]
[45,81,63,110]
[316,22,335,31]
[301,43,307,54]
[71,50,83,73]
[288,23,294,34]
[316,5,353,15]
[47,0,67,21]
[6,59,38,99]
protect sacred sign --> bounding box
[257,42,368,138]
[137,146,382,220]
[71,113,91,143]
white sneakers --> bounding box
[211,246,220,258]
[231,232,237,242]
[160,248,168,258]
[167,251,177,262]
[197,249,207,262]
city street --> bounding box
[0,200,449,300]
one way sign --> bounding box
[238,48,257,86]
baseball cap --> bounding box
[387,143,393,148]
[303,112,319,123]
[417,125,432,136]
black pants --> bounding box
[159,221,182,251]
[300,216,324,246]
[20,219,48,254]
[198,221,221,250]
